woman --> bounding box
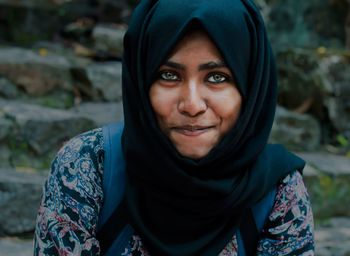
[34,0,314,255]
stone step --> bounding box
[0,99,123,170]
[0,99,96,170]
[297,152,350,219]
[0,169,45,236]
[0,237,33,256]
[0,47,123,105]
[0,0,130,46]
[315,218,350,256]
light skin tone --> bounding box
[149,30,242,159]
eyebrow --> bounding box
[163,60,228,71]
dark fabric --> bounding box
[239,208,259,256]
[97,200,128,255]
[121,0,305,255]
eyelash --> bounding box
[157,71,232,84]
[159,71,180,81]
[207,73,231,83]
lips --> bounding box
[172,125,214,136]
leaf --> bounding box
[336,134,349,147]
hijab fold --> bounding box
[121,0,305,255]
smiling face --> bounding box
[149,30,242,159]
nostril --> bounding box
[177,82,208,116]
[178,98,207,117]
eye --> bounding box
[207,73,229,83]
[159,71,180,81]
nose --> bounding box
[178,80,207,117]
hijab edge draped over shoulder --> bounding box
[121,0,305,255]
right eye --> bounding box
[159,71,180,81]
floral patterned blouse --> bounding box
[34,128,315,256]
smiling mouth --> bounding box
[172,125,214,136]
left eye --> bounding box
[160,71,179,81]
[207,74,227,83]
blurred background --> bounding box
[0,0,349,255]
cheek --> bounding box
[149,85,177,124]
[212,89,242,130]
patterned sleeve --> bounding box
[257,171,315,256]
[34,128,105,256]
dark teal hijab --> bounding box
[121,0,305,255]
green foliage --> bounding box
[13,33,44,46]
[57,6,67,17]
[336,134,349,147]
[6,133,53,171]
[305,173,350,219]
[7,134,30,154]
[33,94,74,109]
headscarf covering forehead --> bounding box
[144,0,252,96]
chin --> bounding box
[177,147,211,159]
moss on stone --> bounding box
[33,94,74,109]
[304,173,350,219]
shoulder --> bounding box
[49,127,106,204]
[34,128,106,255]
[257,170,314,255]
[55,127,104,171]
[271,170,314,230]
[273,170,311,217]
[46,127,105,207]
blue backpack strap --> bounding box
[237,187,276,256]
[251,188,276,231]
[97,123,134,255]
[98,122,126,227]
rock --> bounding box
[297,152,350,219]
[0,145,12,168]
[276,48,350,136]
[0,0,131,46]
[270,106,321,151]
[72,102,123,127]
[0,47,73,96]
[84,61,123,102]
[0,2,62,46]
[0,237,33,256]
[32,41,93,67]
[319,52,350,132]
[60,0,131,25]
[0,99,95,157]
[346,0,350,49]
[23,91,75,110]
[92,25,126,57]
[299,152,350,176]
[0,169,46,236]
[266,0,347,50]
[96,0,131,23]
[276,48,326,112]
[0,0,62,9]
[315,217,350,255]
[0,117,13,141]
[0,77,19,99]
[0,100,94,154]
[0,117,13,167]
